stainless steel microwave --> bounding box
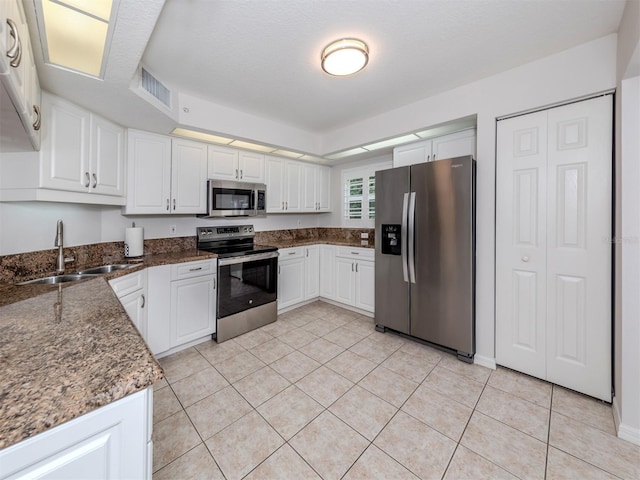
[202,180,266,217]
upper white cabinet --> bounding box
[207,145,265,183]
[393,129,476,167]
[0,0,41,151]
[266,156,303,213]
[302,164,331,212]
[40,94,124,196]
[125,131,207,214]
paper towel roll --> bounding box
[124,227,144,257]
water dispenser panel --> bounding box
[381,224,401,255]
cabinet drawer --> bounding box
[278,247,304,260]
[335,246,374,260]
[109,270,145,298]
[171,259,216,280]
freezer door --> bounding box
[375,167,410,334]
[409,157,475,356]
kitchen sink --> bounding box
[17,274,97,285]
[76,264,136,275]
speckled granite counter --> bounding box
[0,248,217,450]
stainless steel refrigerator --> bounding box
[375,156,476,362]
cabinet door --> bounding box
[171,138,208,214]
[170,274,216,346]
[239,151,265,183]
[284,160,302,211]
[40,94,90,192]
[304,246,320,300]
[147,264,171,355]
[334,257,355,306]
[266,156,285,212]
[319,245,335,300]
[278,258,305,309]
[208,145,239,181]
[431,129,476,161]
[125,130,172,214]
[317,165,331,211]
[91,115,124,196]
[393,139,432,167]
[355,260,375,312]
[119,289,147,339]
[302,164,318,212]
[0,0,28,111]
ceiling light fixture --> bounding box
[321,38,369,76]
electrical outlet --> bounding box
[361,240,369,246]
[169,225,177,235]
[361,232,369,239]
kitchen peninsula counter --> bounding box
[0,249,217,450]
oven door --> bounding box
[217,251,278,318]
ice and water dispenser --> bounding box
[381,224,402,255]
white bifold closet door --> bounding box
[496,95,612,401]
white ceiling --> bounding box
[27,0,627,157]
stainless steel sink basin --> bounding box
[76,264,135,275]
[17,274,96,285]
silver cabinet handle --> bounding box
[351,251,359,255]
[240,169,243,179]
[6,19,21,68]
[235,168,239,180]
[281,201,284,210]
[278,265,281,274]
[288,252,296,255]
[189,267,203,271]
[173,198,176,210]
[92,173,97,188]
[166,198,170,211]
[84,172,90,188]
[213,276,217,290]
[32,105,41,131]
[351,262,354,272]
[140,294,145,308]
[306,248,309,257]
[427,154,431,162]
[356,263,358,273]
[285,201,288,210]
[433,154,436,161]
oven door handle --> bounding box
[218,251,280,266]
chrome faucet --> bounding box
[55,220,65,275]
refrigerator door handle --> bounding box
[408,191,417,283]
[401,192,410,283]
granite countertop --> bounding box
[0,249,217,450]
[263,240,374,249]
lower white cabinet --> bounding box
[278,244,374,314]
[109,270,147,339]
[0,388,152,480]
[147,259,217,356]
[278,247,305,310]
[334,247,375,313]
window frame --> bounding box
[341,160,391,227]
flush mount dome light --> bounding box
[321,38,369,76]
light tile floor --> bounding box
[152,301,639,480]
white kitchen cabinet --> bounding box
[302,164,331,212]
[278,247,305,309]
[208,145,265,183]
[304,245,320,299]
[109,270,147,339]
[266,156,303,212]
[171,138,208,213]
[125,131,207,214]
[170,268,216,346]
[147,260,216,356]
[319,245,336,300]
[334,247,375,313]
[0,0,41,152]
[37,94,124,196]
[393,129,476,167]
[0,388,152,480]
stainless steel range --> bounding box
[197,225,278,342]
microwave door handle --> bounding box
[253,189,257,215]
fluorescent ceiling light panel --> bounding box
[171,128,233,145]
[363,134,420,151]
[324,147,368,160]
[272,149,303,159]
[39,0,116,78]
[300,154,326,162]
[229,140,276,153]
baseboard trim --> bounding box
[613,396,640,446]
[474,354,497,370]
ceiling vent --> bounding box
[141,68,171,108]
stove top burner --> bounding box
[196,225,278,258]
